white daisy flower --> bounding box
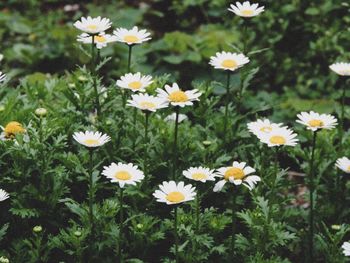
[343,241,350,256]
[209,52,249,71]
[77,32,117,49]
[259,127,299,147]
[296,111,338,131]
[73,16,112,34]
[247,119,283,139]
[213,161,260,192]
[102,162,144,188]
[228,1,265,17]
[0,72,6,82]
[183,167,218,183]
[0,189,9,202]
[156,83,201,107]
[153,181,196,205]
[113,26,151,45]
[336,157,350,174]
[164,113,188,123]
[330,62,350,76]
[127,93,168,112]
[73,131,110,148]
[116,72,153,92]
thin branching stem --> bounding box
[119,187,124,262]
[172,107,180,180]
[309,131,317,262]
[223,71,231,144]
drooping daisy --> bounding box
[228,1,265,17]
[74,16,112,34]
[336,157,350,174]
[113,26,151,45]
[73,131,110,148]
[127,94,168,112]
[1,121,25,139]
[153,181,196,205]
[213,161,260,192]
[164,113,188,123]
[102,162,144,188]
[342,241,350,256]
[296,111,338,131]
[209,52,249,71]
[0,72,6,82]
[116,72,153,92]
[330,62,350,76]
[156,83,201,107]
[247,119,283,139]
[77,32,117,49]
[183,167,218,183]
[259,127,299,147]
[0,189,9,202]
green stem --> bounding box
[119,187,124,262]
[231,189,237,258]
[88,149,94,249]
[127,45,132,72]
[132,107,137,151]
[309,131,317,262]
[223,71,231,144]
[174,206,179,263]
[339,79,346,153]
[144,112,149,176]
[91,35,100,118]
[196,193,200,233]
[172,108,180,180]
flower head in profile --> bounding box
[156,83,201,107]
[74,16,112,34]
[209,52,249,71]
[102,162,144,188]
[127,94,168,112]
[259,127,298,147]
[296,111,337,131]
[183,167,218,183]
[214,161,260,192]
[247,119,283,139]
[73,131,110,148]
[0,72,6,82]
[77,32,117,49]
[153,181,196,205]
[342,241,350,256]
[330,62,350,76]
[228,1,265,17]
[336,157,350,174]
[116,72,153,92]
[1,121,26,140]
[113,26,151,45]
[0,189,9,202]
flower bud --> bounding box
[33,225,42,233]
[35,108,47,117]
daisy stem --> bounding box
[127,45,132,72]
[88,149,94,247]
[308,131,317,262]
[196,192,200,233]
[339,79,347,153]
[118,187,124,262]
[91,35,100,118]
[231,188,237,257]
[132,107,137,150]
[172,107,180,180]
[174,205,179,263]
[144,112,149,176]
[223,71,231,144]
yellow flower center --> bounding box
[308,119,324,127]
[241,9,254,16]
[168,90,188,103]
[124,35,139,43]
[269,135,286,145]
[95,35,106,43]
[84,139,99,146]
[221,59,238,69]
[260,126,272,133]
[224,167,245,180]
[166,191,185,203]
[347,166,350,172]
[192,172,207,180]
[87,24,98,30]
[140,101,156,109]
[4,121,25,138]
[114,171,131,181]
[128,81,142,90]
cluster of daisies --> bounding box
[72,130,262,205]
